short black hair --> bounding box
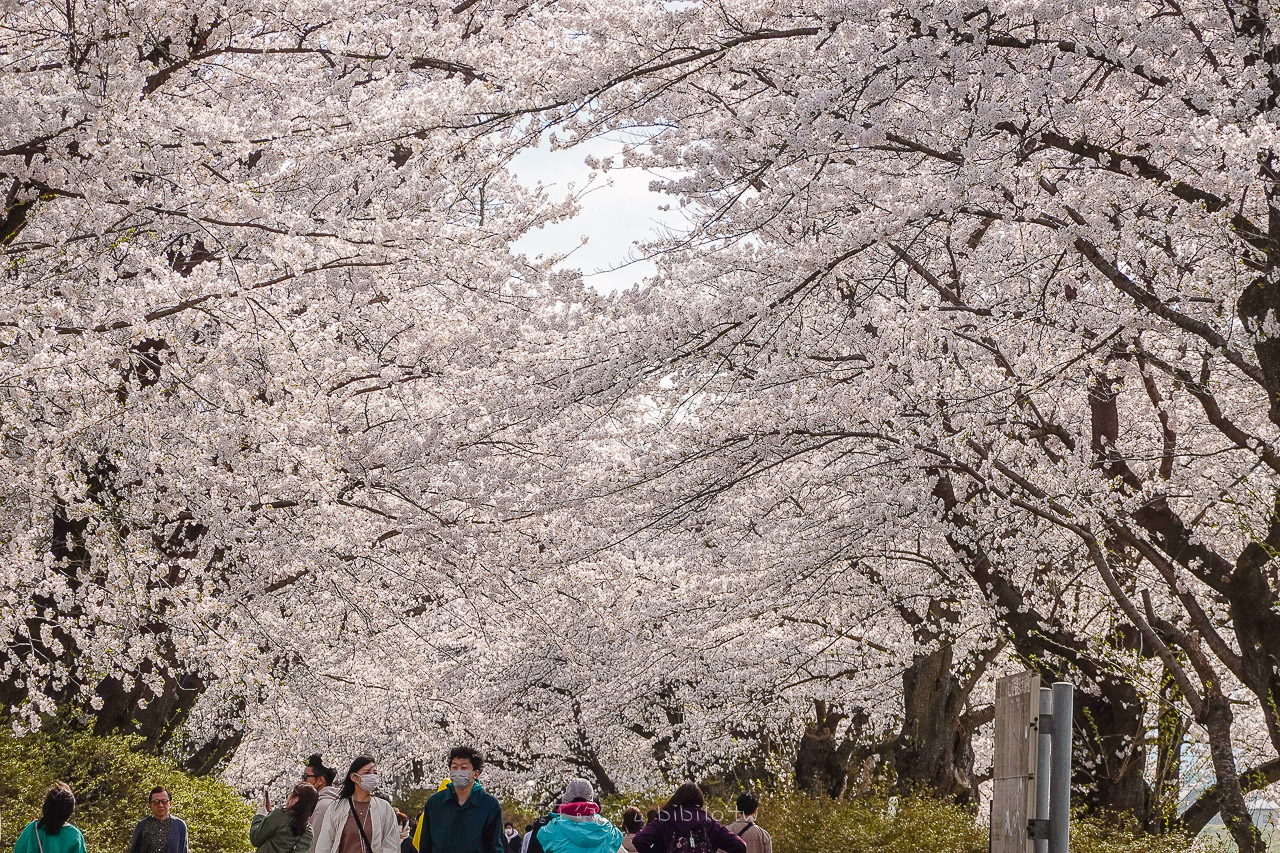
[448,745,484,771]
[736,793,759,815]
[306,753,337,786]
[505,823,513,828]
[149,787,170,802]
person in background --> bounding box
[526,779,620,853]
[252,784,318,853]
[15,783,86,853]
[520,825,534,853]
[413,746,503,853]
[503,823,521,853]
[394,810,416,853]
[304,754,340,845]
[620,808,644,853]
[314,756,400,853]
[632,784,743,853]
[127,787,190,853]
[722,795,770,853]
[522,780,584,853]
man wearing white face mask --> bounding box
[314,756,400,853]
[413,746,503,853]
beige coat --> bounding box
[723,819,770,853]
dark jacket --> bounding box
[633,810,743,853]
[128,817,190,853]
[416,783,504,853]
[252,809,314,853]
[525,813,556,853]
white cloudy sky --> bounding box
[509,133,685,293]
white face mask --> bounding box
[357,773,381,792]
[450,771,474,789]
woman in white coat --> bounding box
[313,757,400,853]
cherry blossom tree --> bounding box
[470,0,1280,847]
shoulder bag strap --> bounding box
[348,800,375,853]
[36,826,46,853]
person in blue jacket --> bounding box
[531,779,621,853]
[128,787,190,853]
[414,746,504,853]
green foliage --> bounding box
[0,726,253,853]
[595,789,1201,853]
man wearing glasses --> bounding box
[303,754,340,851]
[127,788,189,853]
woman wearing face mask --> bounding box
[313,757,400,853]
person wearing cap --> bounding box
[525,780,619,853]
[413,746,503,853]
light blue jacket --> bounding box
[535,816,622,853]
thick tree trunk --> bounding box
[892,645,979,804]
[793,700,857,797]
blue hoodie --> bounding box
[536,815,622,853]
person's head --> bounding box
[645,810,658,826]
[286,784,318,834]
[396,811,410,829]
[621,807,644,835]
[339,756,379,800]
[149,787,172,820]
[660,783,704,813]
[447,746,483,789]
[561,778,594,804]
[505,823,513,831]
[304,754,336,790]
[736,793,759,818]
[39,783,75,834]
[524,825,533,834]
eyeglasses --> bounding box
[302,773,320,781]
[151,799,171,805]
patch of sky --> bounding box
[509,126,690,294]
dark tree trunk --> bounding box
[793,700,857,797]
[892,644,979,804]
[933,473,1153,826]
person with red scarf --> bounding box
[525,781,621,853]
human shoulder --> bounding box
[472,788,501,811]
[425,788,454,808]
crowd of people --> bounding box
[13,746,772,853]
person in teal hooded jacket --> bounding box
[415,746,504,853]
[532,779,621,853]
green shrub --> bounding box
[596,789,1200,853]
[0,726,253,853]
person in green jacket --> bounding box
[15,783,87,853]
[413,746,503,853]
[253,783,320,853]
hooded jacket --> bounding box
[309,788,342,853]
[535,815,621,853]
[632,810,743,853]
[414,781,504,853]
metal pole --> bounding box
[1049,682,1073,853]
[1034,688,1053,853]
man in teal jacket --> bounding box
[415,746,504,853]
